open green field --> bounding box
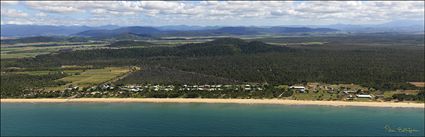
[292,90,339,101]
[1,42,108,59]
[47,67,133,90]
[14,70,85,76]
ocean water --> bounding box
[1,103,424,136]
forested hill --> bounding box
[2,38,290,67]
[176,38,290,56]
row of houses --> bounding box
[73,84,266,92]
[120,85,175,92]
[70,84,365,93]
[290,83,370,93]
[180,84,263,91]
[343,90,373,99]
[290,85,374,99]
[118,84,265,92]
[63,83,373,99]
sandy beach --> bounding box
[1,98,424,108]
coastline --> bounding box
[1,98,424,108]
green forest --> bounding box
[1,34,424,100]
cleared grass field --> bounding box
[383,92,396,98]
[48,67,133,90]
[1,42,107,59]
[409,82,425,87]
[292,90,339,101]
[15,70,85,76]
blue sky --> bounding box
[1,1,424,26]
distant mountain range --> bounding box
[75,26,338,38]
[1,20,423,37]
[320,19,424,33]
[0,25,120,37]
[76,26,162,38]
[156,25,219,31]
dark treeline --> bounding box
[0,73,67,98]
[256,34,425,45]
[1,38,424,92]
[153,50,423,90]
[392,91,425,101]
[115,66,239,85]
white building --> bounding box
[343,90,356,94]
[289,86,306,92]
[356,94,373,98]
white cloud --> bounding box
[36,12,47,17]
[0,1,20,6]
[1,9,28,17]
[25,1,143,15]
[2,1,423,26]
[25,1,82,13]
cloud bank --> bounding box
[1,1,424,26]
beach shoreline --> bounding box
[1,98,424,108]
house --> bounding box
[343,90,356,94]
[307,83,320,90]
[289,86,306,93]
[224,85,232,88]
[244,85,252,91]
[130,88,141,92]
[65,86,79,91]
[100,84,114,90]
[90,91,101,95]
[346,95,354,100]
[356,94,373,99]
[73,86,79,90]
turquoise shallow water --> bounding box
[1,103,424,136]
